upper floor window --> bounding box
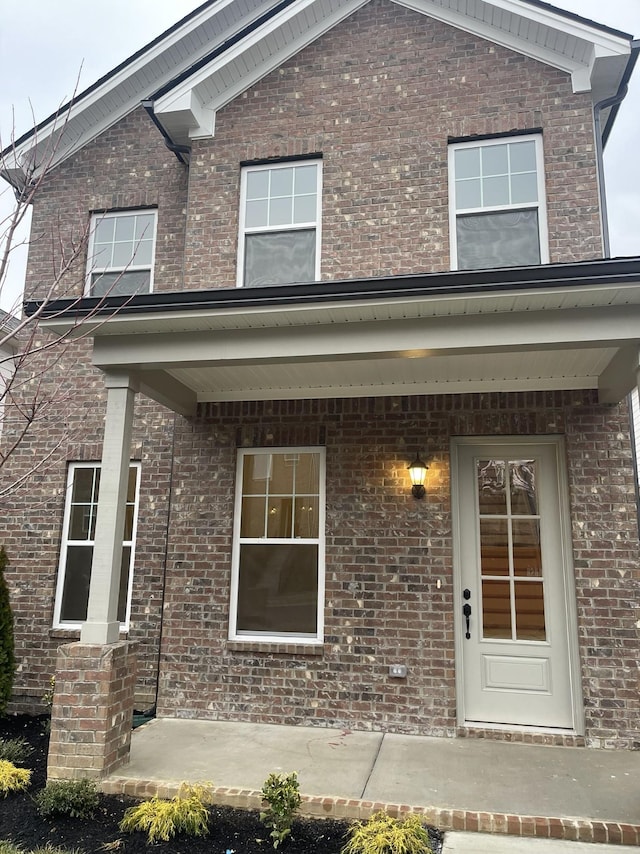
[449,135,548,271]
[87,210,157,296]
[238,160,322,287]
[53,462,140,630]
[229,448,325,643]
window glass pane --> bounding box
[295,453,319,493]
[293,194,316,224]
[72,468,96,503]
[92,242,113,269]
[114,216,135,242]
[513,519,542,577]
[59,545,93,622]
[69,505,93,541]
[482,579,512,639]
[511,172,538,205]
[94,217,115,243]
[477,459,507,514]
[269,196,293,227]
[294,496,319,538]
[270,167,294,197]
[245,199,269,229]
[456,210,540,270]
[267,497,293,538]
[242,454,270,494]
[294,164,317,195]
[455,147,480,180]
[241,497,266,538]
[479,518,509,575]
[482,175,510,207]
[123,504,135,541]
[131,237,154,266]
[127,468,137,502]
[244,230,316,287]
[134,213,155,240]
[269,454,295,494]
[246,170,269,200]
[515,580,546,640]
[481,144,508,176]
[510,460,537,514]
[118,547,131,622]
[237,543,318,634]
[509,140,537,173]
[91,270,151,296]
[112,240,135,268]
[456,178,481,210]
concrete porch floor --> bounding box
[101,719,640,848]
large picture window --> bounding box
[53,462,140,630]
[449,135,548,271]
[238,160,322,288]
[86,210,157,296]
[230,449,325,642]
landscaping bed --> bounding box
[0,714,442,854]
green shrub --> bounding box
[260,771,302,849]
[0,548,15,716]
[342,812,433,854]
[119,783,211,843]
[34,778,99,819]
[0,737,33,764]
[0,760,31,796]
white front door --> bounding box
[452,437,582,730]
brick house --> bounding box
[2,0,640,778]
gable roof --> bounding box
[2,0,636,188]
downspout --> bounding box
[141,99,191,165]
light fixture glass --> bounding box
[408,453,428,499]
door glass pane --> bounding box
[515,581,546,640]
[510,460,537,514]
[482,580,511,638]
[513,519,542,577]
[479,518,509,575]
[477,459,506,514]
[237,543,318,634]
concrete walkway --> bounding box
[102,718,640,848]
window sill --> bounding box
[49,629,129,640]
[226,640,325,657]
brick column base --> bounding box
[47,641,137,781]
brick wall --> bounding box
[155,392,639,749]
[184,0,602,288]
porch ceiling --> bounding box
[37,260,640,415]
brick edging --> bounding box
[99,779,640,846]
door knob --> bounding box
[462,589,471,639]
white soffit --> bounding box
[154,0,632,142]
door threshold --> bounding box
[459,721,584,746]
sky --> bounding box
[0,0,638,312]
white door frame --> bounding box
[451,435,585,733]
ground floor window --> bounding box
[53,462,140,630]
[229,448,325,642]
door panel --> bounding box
[453,439,577,729]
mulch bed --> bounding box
[0,714,443,854]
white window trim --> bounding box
[85,209,158,296]
[236,160,323,288]
[228,446,326,644]
[448,134,549,271]
[53,461,141,632]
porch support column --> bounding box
[81,371,139,645]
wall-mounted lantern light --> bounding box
[408,453,429,499]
